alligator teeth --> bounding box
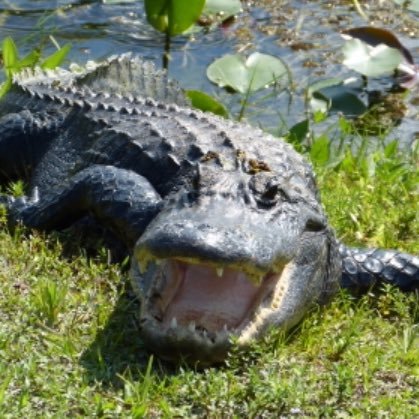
[188,321,196,332]
[138,261,146,274]
[216,267,224,278]
[170,317,177,329]
[31,187,40,203]
[223,324,228,332]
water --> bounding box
[0,0,418,144]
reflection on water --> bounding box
[0,0,417,143]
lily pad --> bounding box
[307,78,367,116]
[203,0,242,18]
[392,0,419,12]
[342,38,404,77]
[207,52,288,94]
[341,27,414,65]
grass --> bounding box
[0,135,418,417]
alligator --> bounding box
[0,54,418,366]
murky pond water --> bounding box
[0,0,418,144]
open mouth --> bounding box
[134,256,288,364]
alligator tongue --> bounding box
[162,261,259,331]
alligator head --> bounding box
[131,163,340,366]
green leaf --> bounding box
[207,52,288,94]
[384,140,398,158]
[338,117,353,134]
[17,49,41,69]
[309,135,330,166]
[339,149,357,173]
[2,37,19,75]
[313,110,328,123]
[0,79,12,99]
[145,0,169,33]
[359,153,376,178]
[40,43,71,70]
[186,90,228,117]
[342,38,404,77]
[0,372,12,405]
[288,119,309,144]
[145,0,205,36]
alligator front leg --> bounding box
[0,110,62,183]
[339,244,419,292]
[2,165,162,248]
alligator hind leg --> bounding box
[339,244,419,292]
[3,165,163,248]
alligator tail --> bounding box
[338,243,419,293]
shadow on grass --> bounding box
[49,225,178,387]
[79,286,153,387]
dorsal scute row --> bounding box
[11,54,311,187]
[75,53,189,107]
[12,53,189,109]
[14,76,194,122]
[13,65,77,89]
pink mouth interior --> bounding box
[158,260,276,331]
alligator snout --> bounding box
[135,219,280,275]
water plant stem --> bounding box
[163,31,171,71]
[352,0,368,21]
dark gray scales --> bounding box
[0,54,417,365]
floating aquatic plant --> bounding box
[206,52,289,94]
[341,27,418,88]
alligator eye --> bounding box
[262,182,279,201]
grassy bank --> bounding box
[0,138,418,417]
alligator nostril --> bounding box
[305,218,325,232]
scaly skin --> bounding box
[0,54,417,365]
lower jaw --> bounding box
[139,317,234,366]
